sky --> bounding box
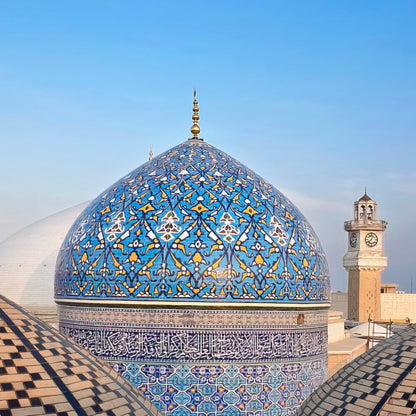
[0,1,415,292]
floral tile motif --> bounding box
[60,306,327,416]
[55,140,329,303]
[55,137,330,416]
[111,360,326,416]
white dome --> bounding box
[0,202,88,309]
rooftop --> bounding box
[0,295,160,416]
[298,325,416,415]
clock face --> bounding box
[365,232,378,247]
[350,232,357,248]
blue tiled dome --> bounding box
[55,140,329,304]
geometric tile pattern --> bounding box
[379,367,416,416]
[0,295,161,416]
[55,139,330,304]
[59,306,328,416]
[113,360,327,416]
[297,325,416,416]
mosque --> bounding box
[1,92,415,416]
[54,91,330,416]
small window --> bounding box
[367,205,374,220]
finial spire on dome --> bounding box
[189,89,203,141]
[149,146,153,161]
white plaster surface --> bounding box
[328,310,346,344]
[350,322,390,338]
[0,202,88,308]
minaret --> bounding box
[343,191,387,321]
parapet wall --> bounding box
[381,293,416,323]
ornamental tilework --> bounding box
[60,326,326,362]
[55,140,329,303]
[55,138,330,416]
[59,306,328,329]
[59,306,328,416]
[59,308,328,364]
[111,361,327,416]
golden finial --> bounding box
[189,89,202,140]
[149,145,153,161]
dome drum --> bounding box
[59,304,328,415]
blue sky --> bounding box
[0,1,415,291]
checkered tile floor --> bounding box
[298,325,416,415]
[0,295,160,416]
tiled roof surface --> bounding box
[297,325,416,416]
[0,295,161,416]
[358,193,373,202]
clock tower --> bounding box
[343,192,387,322]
